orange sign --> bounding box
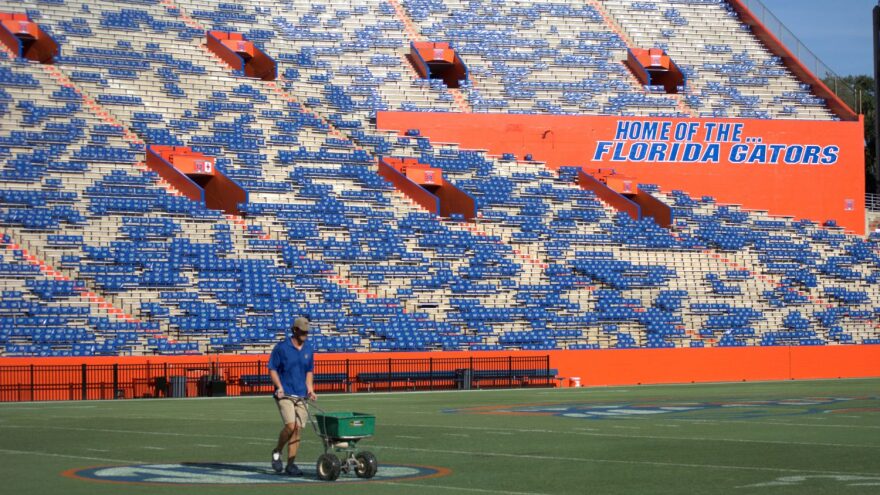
[170,155,215,176]
[377,112,866,233]
[2,19,38,37]
[406,166,442,186]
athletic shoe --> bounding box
[271,450,283,473]
[285,462,304,477]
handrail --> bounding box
[867,193,880,212]
[734,0,860,117]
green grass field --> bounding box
[1,379,879,495]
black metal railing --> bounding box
[0,355,554,402]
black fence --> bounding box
[0,355,555,402]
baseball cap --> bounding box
[293,317,310,333]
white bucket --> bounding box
[570,377,581,388]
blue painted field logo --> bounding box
[455,397,874,419]
[67,462,448,485]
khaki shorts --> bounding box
[276,397,308,428]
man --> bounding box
[268,316,316,476]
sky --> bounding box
[760,0,875,76]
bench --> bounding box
[356,371,457,391]
[355,368,558,391]
[239,373,349,394]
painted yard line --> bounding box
[373,445,880,477]
[380,423,880,449]
[0,424,270,442]
[0,448,141,464]
[1,426,877,478]
[140,446,165,450]
[40,414,269,423]
[5,420,877,450]
[0,405,97,410]
[382,481,551,495]
[0,450,540,495]
[671,418,880,430]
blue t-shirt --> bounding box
[268,338,314,397]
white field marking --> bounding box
[6,420,879,450]
[1,445,553,495]
[486,431,514,435]
[246,442,265,446]
[442,433,470,438]
[1,428,878,479]
[381,481,551,495]
[394,435,423,440]
[609,425,641,429]
[85,448,109,452]
[195,444,220,448]
[41,414,268,423]
[6,420,877,450]
[140,446,165,450]
[739,474,880,488]
[380,423,880,449]
[0,448,140,464]
[0,405,97,410]
[655,424,681,428]
[671,418,880,430]
[372,445,880,477]
[0,424,269,442]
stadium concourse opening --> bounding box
[626,47,686,94]
[378,156,477,220]
[146,145,248,216]
[206,30,276,81]
[0,12,58,63]
[577,168,672,228]
[408,41,468,88]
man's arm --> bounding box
[269,369,284,399]
[306,371,316,400]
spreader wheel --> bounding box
[316,453,341,481]
[354,451,378,479]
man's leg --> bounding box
[273,399,299,474]
[275,423,296,453]
[272,423,295,473]
[287,424,301,462]
[283,400,308,476]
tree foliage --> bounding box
[838,75,876,193]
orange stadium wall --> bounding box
[377,158,440,214]
[202,172,248,216]
[377,112,866,234]
[1,346,878,400]
[577,169,641,221]
[435,181,477,219]
[632,190,673,227]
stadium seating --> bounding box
[0,0,876,358]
